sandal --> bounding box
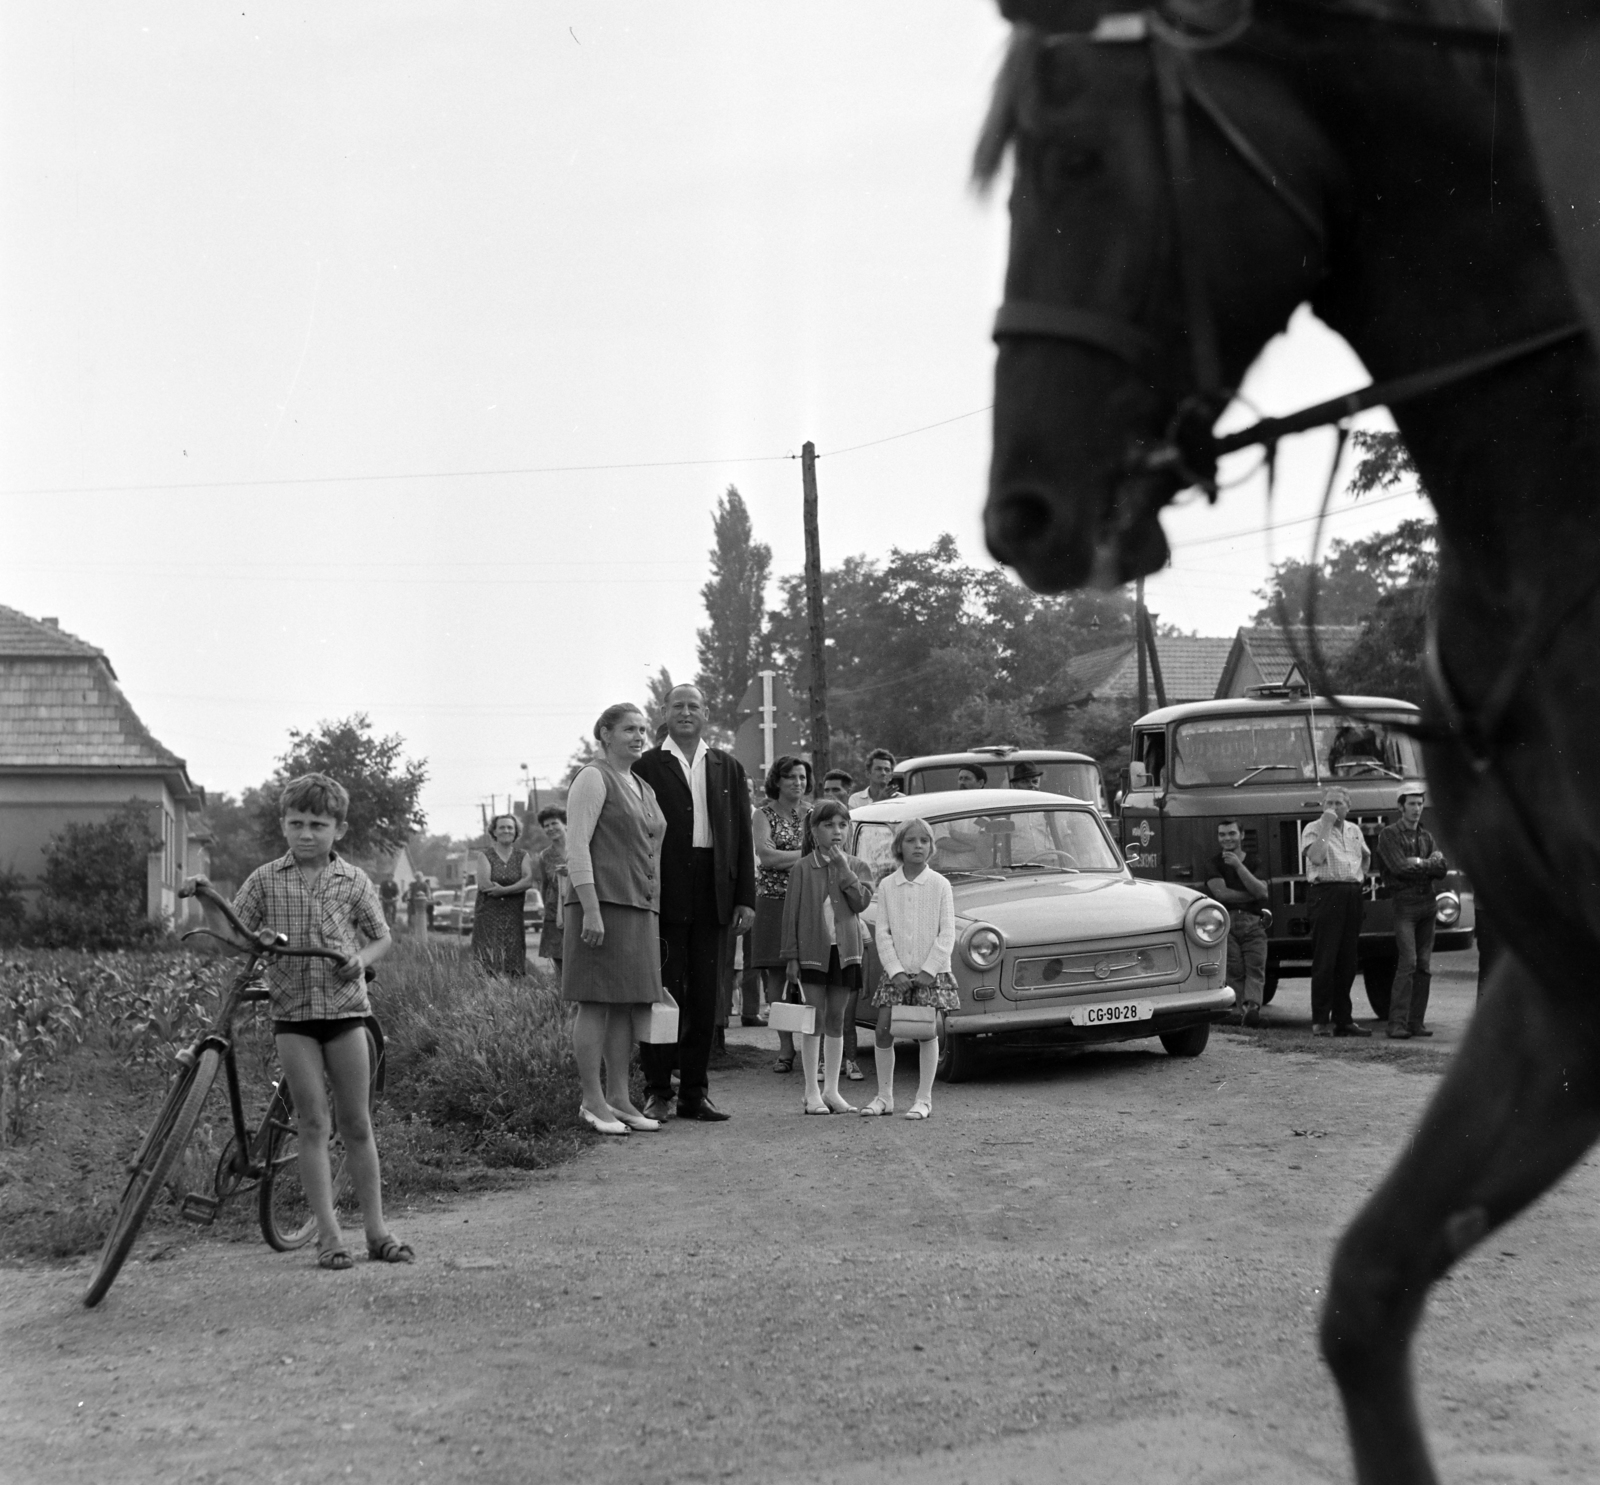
[904,1099,933,1121]
[772,1054,795,1073]
[317,1246,354,1271]
[859,1096,893,1117]
[366,1235,416,1264]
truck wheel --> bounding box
[1160,1022,1210,1058]
[1262,964,1280,1005]
[1363,956,1397,1020]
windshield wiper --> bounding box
[941,869,1006,881]
[1232,764,1297,789]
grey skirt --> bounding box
[751,894,788,969]
[560,901,666,1005]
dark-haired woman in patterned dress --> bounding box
[471,814,534,976]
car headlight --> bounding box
[1435,891,1461,926]
[963,924,1005,971]
[1186,900,1229,946]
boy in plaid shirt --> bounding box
[234,772,412,1268]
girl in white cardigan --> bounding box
[863,819,957,1121]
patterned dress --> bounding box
[472,846,528,977]
[752,801,810,969]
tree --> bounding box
[201,787,270,888]
[252,715,427,861]
[28,801,166,949]
[766,534,1134,766]
[694,487,772,731]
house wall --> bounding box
[1216,654,1268,699]
[0,773,196,923]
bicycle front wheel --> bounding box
[83,1048,220,1307]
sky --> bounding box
[0,2,1429,838]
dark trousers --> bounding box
[642,849,727,1103]
[1310,882,1364,1026]
[1390,902,1437,1031]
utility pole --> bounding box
[1136,576,1149,715]
[801,441,831,780]
[1141,605,1169,710]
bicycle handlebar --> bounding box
[180,878,348,965]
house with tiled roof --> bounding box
[0,605,208,924]
[1032,635,1235,741]
[1214,625,1364,698]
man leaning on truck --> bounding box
[1302,784,1372,1037]
[1375,780,1447,1040]
[1206,819,1269,1026]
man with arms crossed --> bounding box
[633,685,757,1121]
[1206,819,1269,1027]
[1375,780,1448,1039]
[1302,784,1372,1036]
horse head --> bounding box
[978,0,1341,591]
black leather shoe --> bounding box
[1334,1022,1371,1038]
[676,1096,730,1122]
[642,1094,674,1121]
[1409,1026,1435,1037]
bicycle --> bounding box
[83,879,383,1307]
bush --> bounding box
[376,936,585,1168]
[23,801,170,951]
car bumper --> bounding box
[946,983,1236,1041]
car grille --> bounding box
[1012,943,1180,992]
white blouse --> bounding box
[875,866,956,978]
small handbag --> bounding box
[633,989,680,1045]
[766,979,816,1036]
[889,1003,939,1042]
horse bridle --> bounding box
[992,6,1586,494]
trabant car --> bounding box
[1120,691,1475,1017]
[891,747,1110,817]
[848,789,1235,1081]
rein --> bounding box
[992,8,1587,490]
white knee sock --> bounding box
[873,1045,896,1109]
[800,1032,822,1102]
[822,1034,844,1100]
[916,1035,938,1107]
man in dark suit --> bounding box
[633,683,757,1121]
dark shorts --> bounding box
[799,947,861,993]
[274,1017,368,1046]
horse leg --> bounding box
[1321,950,1600,1485]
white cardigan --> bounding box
[874,867,956,977]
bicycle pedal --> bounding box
[179,1193,220,1225]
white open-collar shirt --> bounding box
[663,734,713,848]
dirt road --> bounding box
[4,955,1597,1485]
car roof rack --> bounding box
[968,744,1018,756]
[1244,682,1310,699]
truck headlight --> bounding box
[963,924,1005,970]
[1435,891,1461,927]
[1186,900,1229,947]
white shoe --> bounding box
[822,1090,855,1114]
[904,1099,932,1120]
[859,1096,894,1117]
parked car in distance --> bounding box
[892,747,1110,817]
[523,893,544,934]
[431,889,462,933]
[460,883,477,936]
[848,789,1235,1081]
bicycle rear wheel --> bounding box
[83,1048,220,1307]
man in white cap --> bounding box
[1375,781,1448,1039]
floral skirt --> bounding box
[868,971,960,1011]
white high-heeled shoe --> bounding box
[579,1105,629,1136]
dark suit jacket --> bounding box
[633,742,756,926]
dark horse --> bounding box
[976,0,1600,1481]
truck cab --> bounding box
[1118,689,1474,1017]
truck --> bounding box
[1118,687,1474,1017]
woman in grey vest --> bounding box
[564,702,669,1134]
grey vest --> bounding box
[585,764,665,912]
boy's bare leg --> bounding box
[275,1032,343,1252]
[1322,951,1600,1485]
[602,1006,644,1119]
[323,1026,388,1247]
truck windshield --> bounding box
[1172,716,1317,786]
[1171,712,1424,787]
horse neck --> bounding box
[1294,21,1600,632]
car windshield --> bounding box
[1312,715,1423,780]
[906,760,1104,807]
[853,809,1122,879]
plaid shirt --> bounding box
[233,852,388,1022]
